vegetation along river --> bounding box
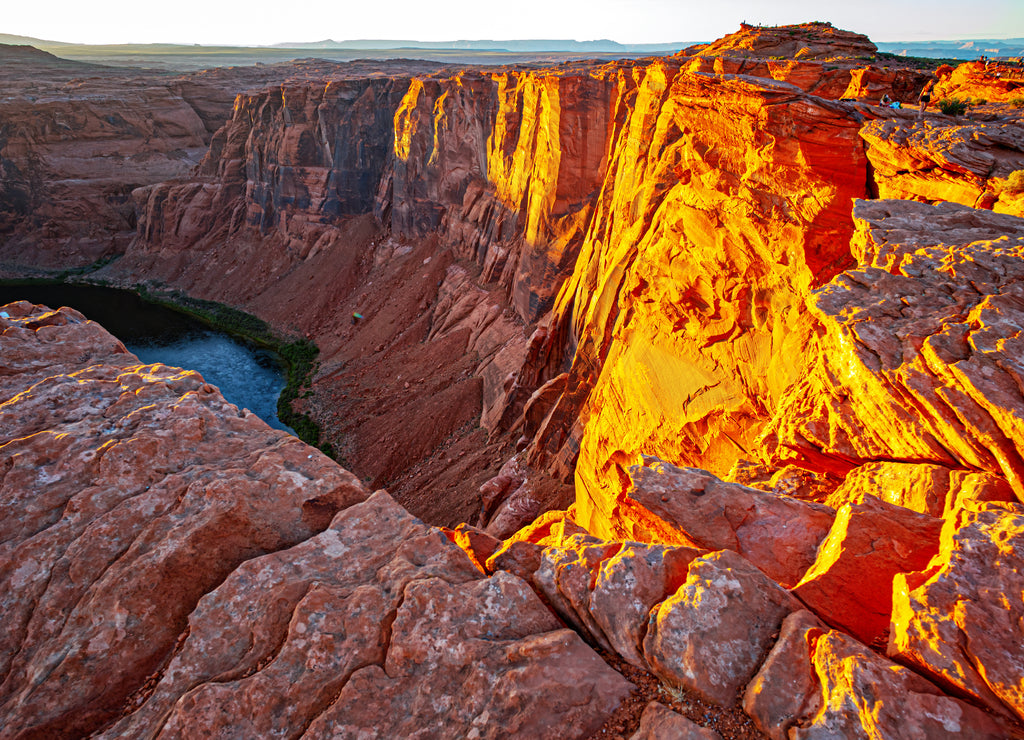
[0,284,292,433]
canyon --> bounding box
[2,21,1024,738]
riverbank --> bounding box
[0,272,332,457]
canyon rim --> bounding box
[2,19,1024,739]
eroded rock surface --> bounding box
[889,501,1024,723]
[0,304,632,737]
[748,620,1013,739]
[768,200,1024,500]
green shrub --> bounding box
[937,98,970,116]
[1010,96,1024,108]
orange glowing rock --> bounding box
[749,626,1013,738]
[889,501,1024,723]
[617,457,834,588]
[826,461,1016,518]
[550,61,869,538]
[933,60,1024,104]
[442,522,502,573]
[642,550,802,706]
[768,200,1024,501]
[484,509,589,581]
[791,495,943,646]
[861,117,1024,218]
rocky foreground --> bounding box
[2,20,1024,739]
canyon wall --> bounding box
[4,24,1024,737]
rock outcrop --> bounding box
[766,199,1024,501]
[0,303,632,737]
[692,21,878,61]
[889,501,1024,723]
[5,23,1024,739]
[862,116,1024,217]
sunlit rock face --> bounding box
[536,61,868,536]
[692,21,879,61]
[862,117,1024,217]
[0,303,631,737]
[934,59,1024,104]
[380,67,617,325]
[889,501,1024,723]
[766,200,1024,501]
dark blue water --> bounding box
[0,284,292,433]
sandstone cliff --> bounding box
[4,22,1024,738]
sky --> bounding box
[5,0,1024,46]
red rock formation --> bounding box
[692,22,878,61]
[862,116,1024,217]
[0,303,632,737]
[745,613,1013,738]
[617,458,834,588]
[791,495,943,646]
[6,26,1024,738]
[0,49,384,270]
[889,501,1024,722]
[766,200,1024,500]
[934,60,1024,104]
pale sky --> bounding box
[5,0,1024,46]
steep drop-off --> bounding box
[4,24,1024,738]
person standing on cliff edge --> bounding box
[918,78,936,119]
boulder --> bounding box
[534,534,624,651]
[630,702,723,740]
[643,550,802,705]
[793,631,1013,738]
[623,458,835,587]
[791,495,942,645]
[889,501,1024,722]
[749,619,1014,738]
[743,610,829,740]
[590,542,703,669]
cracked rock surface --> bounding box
[0,303,631,738]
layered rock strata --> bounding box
[766,200,1024,501]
